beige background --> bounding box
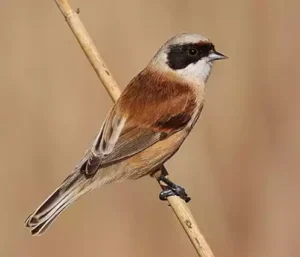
[1,0,300,257]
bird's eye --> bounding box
[188,48,198,56]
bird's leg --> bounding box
[157,166,191,203]
[159,176,191,203]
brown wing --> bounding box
[81,69,198,177]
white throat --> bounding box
[174,58,212,85]
[150,56,213,86]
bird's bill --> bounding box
[208,50,228,62]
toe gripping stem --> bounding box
[158,167,191,203]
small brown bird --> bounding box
[25,33,227,235]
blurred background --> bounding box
[1,0,300,257]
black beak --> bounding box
[208,50,228,62]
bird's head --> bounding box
[149,33,227,85]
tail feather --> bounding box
[28,200,69,235]
[25,171,90,236]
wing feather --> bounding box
[81,69,200,177]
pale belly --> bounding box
[92,128,188,185]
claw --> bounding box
[158,176,191,203]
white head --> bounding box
[149,33,227,85]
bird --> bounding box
[25,33,227,235]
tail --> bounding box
[25,170,91,236]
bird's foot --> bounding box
[158,175,191,203]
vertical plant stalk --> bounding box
[54,1,215,257]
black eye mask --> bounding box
[167,42,214,70]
